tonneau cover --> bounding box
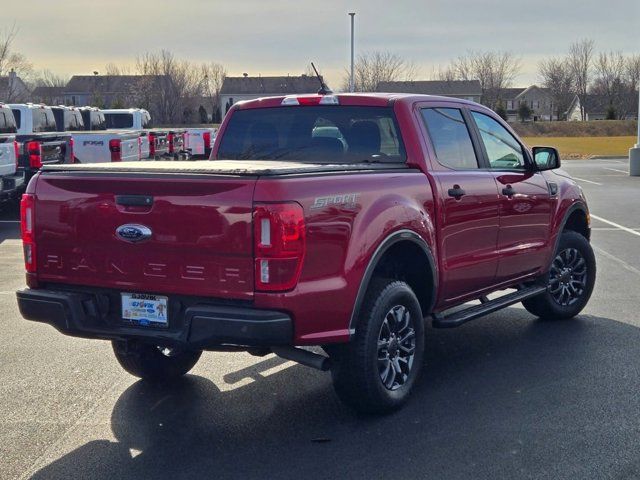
[40,160,405,176]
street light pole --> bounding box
[349,12,355,93]
[631,86,640,176]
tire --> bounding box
[523,230,596,320]
[330,279,425,414]
[112,340,202,382]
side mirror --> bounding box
[532,146,561,171]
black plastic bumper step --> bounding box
[432,285,547,329]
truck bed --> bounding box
[41,160,407,176]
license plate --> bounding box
[121,293,168,327]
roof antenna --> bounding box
[311,62,332,95]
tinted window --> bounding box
[218,106,406,163]
[0,109,16,133]
[52,108,65,131]
[421,108,478,169]
[471,111,526,170]
[66,111,84,131]
[105,113,134,129]
[93,112,106,130]
[12,109,21,129]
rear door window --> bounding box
[421,108,479,169]
[218,105,406,163]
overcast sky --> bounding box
[3,0,639,88]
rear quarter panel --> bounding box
[253,170,435,344]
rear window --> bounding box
[93,112,106,130]
[105,113,134,129]
[217,106,406,163]
[33,109,57,133]
[66,111,84,131]
[0,109,17,133]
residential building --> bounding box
[63,74,168,108]
[0,70,30,102]
[376,80,482,103]
[31,86,66,106]
[503,85,581,122]
[582,94,638,121]
[219,74,322,118]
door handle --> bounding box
[448,185,466,199]
[502,185,516,197]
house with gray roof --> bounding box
[31,86,66,106]
[63,74,169,108]
[219,74,323,118]
[503,85,581,122]
[375,80,482,103]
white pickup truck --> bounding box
[184,127,217,159]
[8,103,73,185]
[102,108,196,160]
[0,104,23,204]
[51,106,140,163]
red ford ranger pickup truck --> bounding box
[16,93,596,413]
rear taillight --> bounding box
[167,133,174,153]
[20,194,36,273]
[26,141,42,168]
[203,131,211,150]
[69,137,75,163]
[13,140,18,168]
[109,138,121,162]
[138,136,142,160]
[253,202,306,292]
[148,133,156,157]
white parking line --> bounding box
[590,214,640,238]
[604,167,629,174]
[593,245,640,277]
[572,177,602,185]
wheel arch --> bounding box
[349,230,437,337]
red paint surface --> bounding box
[28,93,587,345]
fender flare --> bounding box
[348,229,437,336]
[552,201,590,255]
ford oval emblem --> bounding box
[116,224,152,243]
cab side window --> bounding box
[421,108,478,169]
[471,111,526,170]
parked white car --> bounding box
[51,106,140,163]
[0,104,23,204]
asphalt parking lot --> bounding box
[2,158,640,479]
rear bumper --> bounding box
[17,288,293,349]
[0,171,25,200]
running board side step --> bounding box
[432,285,547,329]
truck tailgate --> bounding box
[34,174,256,300]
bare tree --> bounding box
[104,63,132,76]
[136,50,203,124]
[442,50,521,109]
[431,65,457,82]
[592,50,626,119]
[538,57,575,120]
[200,62,226,122]
[343,51,417,92]
[568,39,595,120]
[0,23,33,101]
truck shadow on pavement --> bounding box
[30,309,640,480]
